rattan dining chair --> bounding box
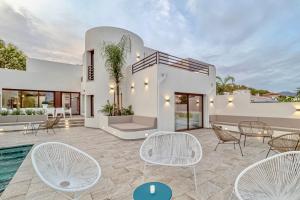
[211,124,243,156]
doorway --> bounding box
[175,92,203,131]
[61,92,80,115]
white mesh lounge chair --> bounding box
[31,142,101,200]
[140,131,202,191]
[55,107,65,118]
[234,151,300,200]
[65,108,72,118]
[47,108,55,117]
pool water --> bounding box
[0,144,33,192]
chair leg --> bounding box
[52,128,56,134]
[214,142,220,151]
[35,125,40,136]
[244,135,247,147]
[266,147,272,158]
[73,193,82,200]
[143,162,147,183]
[234,143,236,149]
[263,137,265,143]
[238,142,243,156]
[193,166,198,192]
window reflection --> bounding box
[2,90,20,109]
[38,92,54,107]
[21,91,38,108]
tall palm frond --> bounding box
[102,35,131,114]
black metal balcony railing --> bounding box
[132,51,210,75]
[87,65,94,81]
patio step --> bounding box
[0,118,84,132]
[54,118,84,128]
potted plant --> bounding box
[41,101,49,109]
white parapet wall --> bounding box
[0,58,81,92]
[210,92,300,119]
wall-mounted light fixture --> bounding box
[228,99,233,103]
[165,96,170,103]
[144,80,149,87]
[296,108,300,112]
[109,85,114,93]
[130,83,135,91]
[196,100,200,106]
[210,99,214,104]
[136,53,140,61]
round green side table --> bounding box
[133,182,172,200]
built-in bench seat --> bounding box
[101,115,157,140]
[108,115,157,132]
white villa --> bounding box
[0,26,216,138]
[81,27,216,138]
[2,26,300,200]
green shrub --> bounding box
[11,109,22,115]
[36,110,45,115]
[25,109,35,115]
[100,100,114,116]
[121,105,134,115]
[0,110,9,116]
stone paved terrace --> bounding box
[0,127,272,200]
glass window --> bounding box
[2,90,21,109]
[21,91,38,108]
[71,93,80,115]
[38,91,54,107]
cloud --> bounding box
[0,1,84,64]
[0,0,299,91]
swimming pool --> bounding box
[0,144,33,192]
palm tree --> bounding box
[216,75,235,95]
[296,87,300,97]
[102,35,131,115]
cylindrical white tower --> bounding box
[82,26,144,128]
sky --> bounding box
[0,0,300,92]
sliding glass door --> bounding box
[175,93,203,131]
[62,92,80,115]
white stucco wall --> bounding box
[157,64,216,131]
[125,64,158,117]
[210,92,300,119]
[0,58,81,92]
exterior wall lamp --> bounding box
[165,97,170,103]
[196,100,200,106]
[210,99,214,104]
[136,53,140,61]
[165,96,170,105]
[131,83,135,90]
[228,99,233,103]
[144,80,149,87]
[109,85,114,93]
[296,108,300,112]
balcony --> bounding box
[132,51,210,75]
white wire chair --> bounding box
[234,151,300,200]
[31,142,101,200]
[140,131,202,191]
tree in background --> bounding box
[296,87,300,97]
[0,39,26,70]
[216,75,235,95]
